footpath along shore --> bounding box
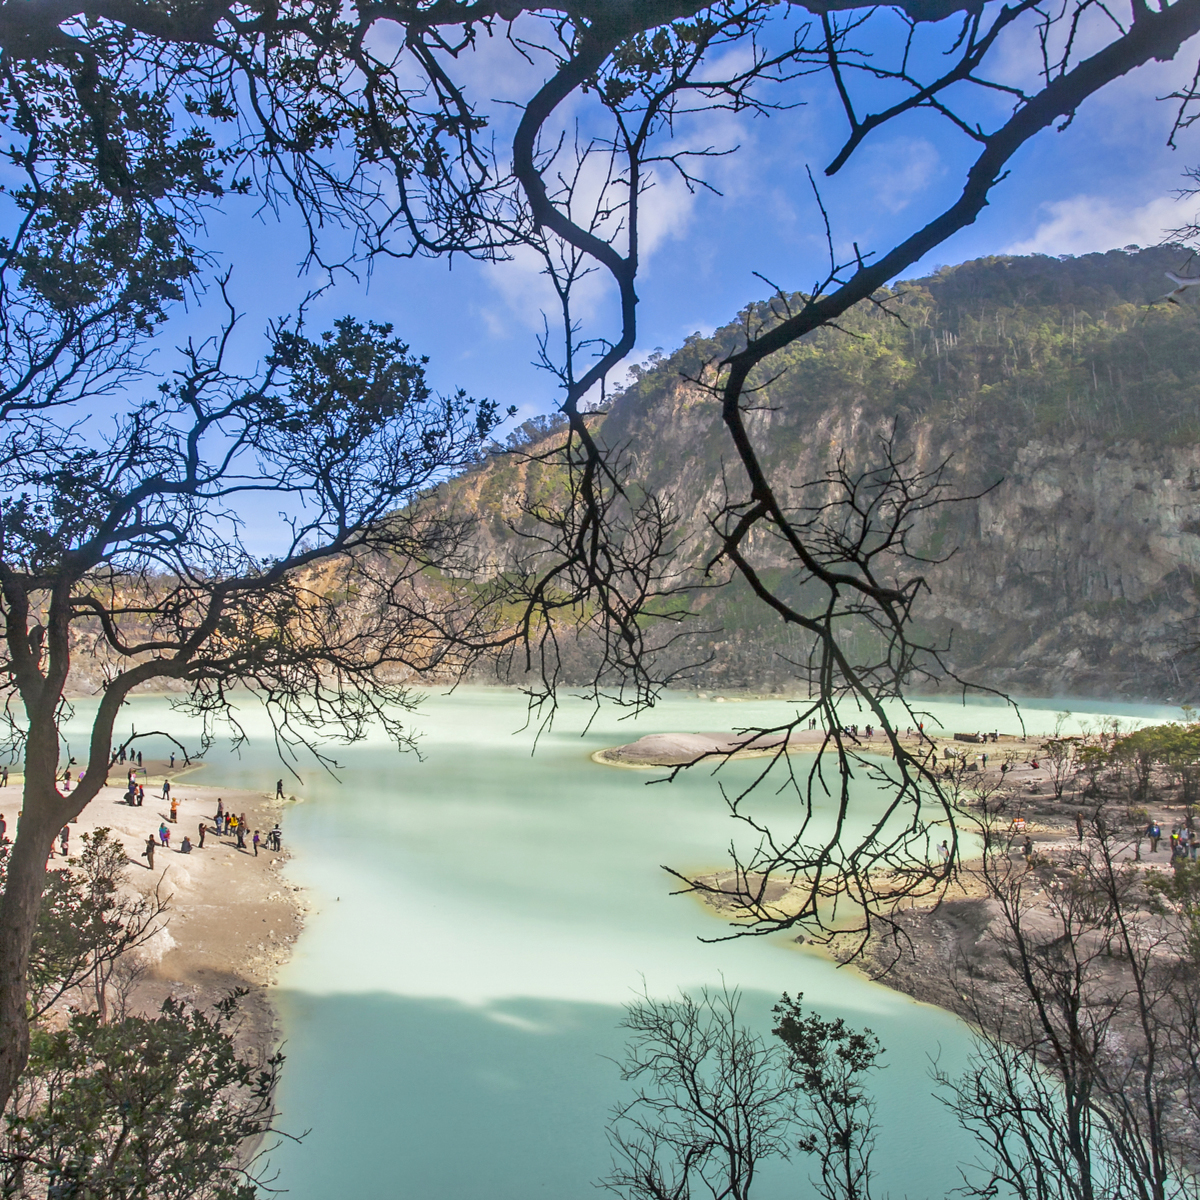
[2,760,309,1049]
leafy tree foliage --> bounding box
[25,828,166,1023]
[772,996,881,1200]
[0,307,505,1113]
[1,997,280,1200]
[0,818,282,1199]
[604,989,886,1200]
[0,828,167,1023]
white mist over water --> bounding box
[69,689,1183,1198]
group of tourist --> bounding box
[1155,821,1200,860]
[140,791,282,868]
[123,767,146,806]
[0,761,285,870]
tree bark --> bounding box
[0,643,159,1111]
[0,709,72,1112]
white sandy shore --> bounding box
[5,762,309,1044]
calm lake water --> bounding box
[96,689,1182,1198]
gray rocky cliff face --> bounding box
[464,393,1200,702]
[919,438,1200,700]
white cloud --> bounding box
[480,125,723,339]
[851,137,944,215]
[1007,193,1200,256]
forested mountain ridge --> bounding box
[454,246,1200,702]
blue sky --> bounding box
[137,8,1200,545]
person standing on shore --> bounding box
[216,798,224,827]
[252,830,260,857]
[159,823,170,849]
[236,821,246,851]
[2,766,8,787]
[1150,822,1162,853]
[276,779,284,799]
[198,822,207,849]
[162,778,171,801]
[170,752,175,769]
[169,796,178,823]
[143,836,156,869]
[136,784,144,806]
[270,824,282,852]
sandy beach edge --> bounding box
[5,762,309,1069]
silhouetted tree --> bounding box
[0,306,504,1111]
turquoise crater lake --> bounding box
[139,689,1179,1198]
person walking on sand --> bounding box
[236,821,246,851]
[276,779,284,799]
[252,830,261,857]
[170,752,175,769]
[1023,835,1034,867]
[162,778,171,801]
[2,765,8,787]
[1150,821,1162,853]
[137,751,142,767]
[1075,811,1085,843]
[143,836,156,870]
[169,796,178,823]
[159,822,170,849]
[198,822,207,849]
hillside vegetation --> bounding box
[455,246,1200,702]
